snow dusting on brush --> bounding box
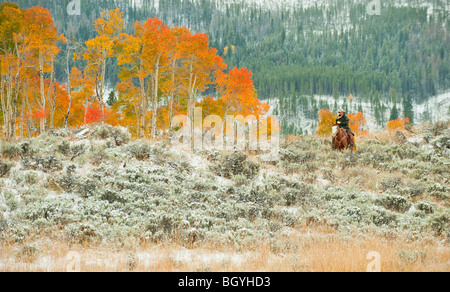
[0,122,449,271]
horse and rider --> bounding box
[332,108,356,151]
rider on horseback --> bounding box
[336,109,355,148]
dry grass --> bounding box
[1,228,448,272]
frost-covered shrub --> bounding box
[4,189,19,211]
[428,213,449,237]
[1,143,20,159]
[397,249,427,265]
[282,184,316,206]
[375,194,411,213]
[210,151,259,179]
[233,174,248,186]
[56,140,71,156]
[358,144,393,167]
[424,121,449,137]
[280,148,316,164]
[149,143,178,165]
[430,134,450,154]
[19,157,33,170]
[415,202,434,214]
[426,183,449,201]
[278,209,298,227]
[322,189,345,201]
[0,215,7,233]
[380,177,402,191]
[0,161,12,177]
[21,197,76,225]
[19,141,33,157]
[388,144,421,160]
[370,206,398,226]
[401,183,426,198]
[34,155,63,173]
[65,222,101,244]
[70,144,86,160]
[21,155,63,173]
[280,147,318,174]
[345,206,364,223]
[144,212,182,242]
[322,169,334,182]
[3,223,30,243]
[87,148,108,166]
[26,172,39,185]
[92,124,131,146]
[16,244,39,263]
[264,175,316,206]
[76,178,97,197]
[101,190,127,204]
[60,165,78,192]
[281,187,302,206]
[127,142,151,160]
[13,170,39,186]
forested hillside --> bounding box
[7,0,449,100]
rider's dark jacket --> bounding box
[336,114,353,135]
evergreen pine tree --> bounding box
[389,104,399,121]
[402,93,414,124]
[107,90,117,107]
[374,105,381,126]
[358,101,363,114]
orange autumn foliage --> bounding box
[49,81,69,128]
[176,31,227,125]
[317,108,335,136]
[82,8,123,106]
[66,67,95,127]
[1,6,272,141]
[347,112,367,135]
[197,66,270,139]
[31,107,47,120]
[85,104,104,125]
[215,66,268,118]
[387,117,410,131]
[23,6,64,133]
[197,96,226,118]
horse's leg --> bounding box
[335,130,343,151]
[347,135,353,152]
[339,136,345,152]
[351,133,356,150]
[348,132,354,149]
[341,129,348,150]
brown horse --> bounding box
[332,124,349,151]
